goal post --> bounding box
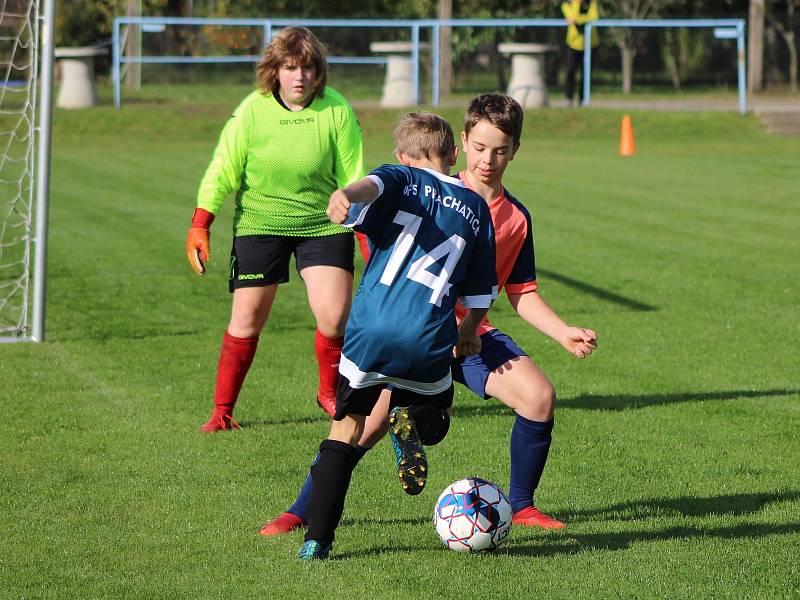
[581,19,747,114]
[0,0,55,343]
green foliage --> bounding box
[661,28,707,90]
[55,0,120,46]
[55,0,186,47]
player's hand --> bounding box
[186,226,210,275]
[327,189,351,224]
[561,327,597,359]
[186,208,215,275]
[454,331,482,358]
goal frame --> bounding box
[0,0,55,343]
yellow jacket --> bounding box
[561,0,599,51]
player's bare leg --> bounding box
[199,285,278,432]
[228,284,279,338]
[485,355,554,421]
[301,265,352,416]
[359,388,392,446]
[485,356,565,529]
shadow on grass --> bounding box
[454,388,799,417]
[333,491,800,559]
[563,388,800,411]
[568,490,800,521]
[505,521,800,557]
[537,268,657,312]
[238,414,330,428]
[340,515,430,528]
[240,389,799,428]
[332,521,800,560]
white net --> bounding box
[0,0,38,338]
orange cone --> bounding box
[619,115,636,156]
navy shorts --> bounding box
[228,232,354,292]
[452,329,528,399]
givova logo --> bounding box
[280,117,315,125]
[238,273,265,280]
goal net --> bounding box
[0,0,53,342]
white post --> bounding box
[32,0,56,342]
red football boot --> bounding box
[512,506,566,529]
[198,413,241,433]
[258,512,306,536]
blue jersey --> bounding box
[339,164,497,394]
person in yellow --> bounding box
[561,0,599,106]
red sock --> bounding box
[212,331,259,417]
[315,329,343,402]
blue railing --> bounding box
[112,17,426,108]
[112,17,747,113]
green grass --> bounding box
[1,86,799,599]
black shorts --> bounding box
[229,233,354,291]
[333,376,454,421]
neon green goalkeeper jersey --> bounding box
[196,87,364,237]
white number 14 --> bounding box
[379,210,466,307]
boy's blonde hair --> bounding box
[255,27,328,98]
[464,94,523,146]
[394,112,455,160]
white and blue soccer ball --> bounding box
[433,476,512,553]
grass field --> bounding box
[1,86,799,599]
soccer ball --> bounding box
[433,476,512,553]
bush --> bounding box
[55,0,119,47]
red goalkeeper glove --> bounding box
[186,208,215,275]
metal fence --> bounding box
[111,17,747,113]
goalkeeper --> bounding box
[186,26,363,432]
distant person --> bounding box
[298,112,497,559]
[186,26,363,432]
[562,0,600,106]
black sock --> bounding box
[304,439,358,546]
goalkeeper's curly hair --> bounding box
[255,26,328,99]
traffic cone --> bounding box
[619,115,636,156]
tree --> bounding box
[749,0,765,92]
[602,0,683,94]
[125,0,141,91]
[661,27,705,91]
[766,0,798,92]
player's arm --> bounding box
[456,202,497,357]
[561,1,576,23]
[333,101,365,189]
[327,177,381,225]
[186,107,248,275]
[455,307,490,357]
[508,291,597,358]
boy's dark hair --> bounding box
[394,112,455,160]
[464,94,523,146]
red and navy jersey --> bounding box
[340,164,497,394]
[455,173,538,335]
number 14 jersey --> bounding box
[340,164,498,394]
